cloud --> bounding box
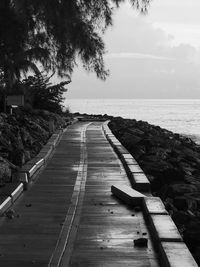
[105,52,175,61]
[148,0,200,25]
[65,3,200,99]
[153,22,200,47]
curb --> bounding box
[102,120,198,267]
[18,129,63,188]
[0,197,12,216]
[102,121,151,193]
[0,126,67,217]
[10,183,24,203]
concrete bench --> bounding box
[111,185,146,206]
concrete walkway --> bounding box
[0,121,159,266]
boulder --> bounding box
[184,221,200,250]
[172,210,190,225]
[109,115,200,264]
[173,196,188,211]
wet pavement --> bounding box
[0,121,159,267]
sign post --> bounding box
[7,95,25,114]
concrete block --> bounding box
[37,152,49,158]
[122,153,134,159]
[11,183,23,202]
[143,197,168,215]
[106,133,114,137]
[40,146,53,153]
[48,140,57,148]
[44,149,53,162]
[149,215,182,242]
[160,241,198,267]
[0,197,12,216]
[109,138,118,143]
[115,146,129,154]
[123,158,138,165]
[28,164,38,178]
[35,158,44,168]
[128,165,144,173]
[27,157,42,165]
[111,185,146,206]
[112,141,121,145]
[132,173,151,192]
[19,172,28,183]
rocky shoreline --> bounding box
[108,116,200,265]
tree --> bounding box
[21,74,70,113]
[0,1,53,110]
[0,0,151,105]
[0,0,151,80]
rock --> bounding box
[5,209,15,219]
[174,197,188,211]
[24,150,31,162]
[184,221,200,250]
[134,238,148,247]
[186,197,198,212]
[109,115,200,263]
[10,148,26,167]
[121,132,142,147]
[172,211,190,225]
[20,127,34,147]
[164,184,200,198]
[134,206,141,212]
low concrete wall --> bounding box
[102,120,198,267]
[0,127,66,217]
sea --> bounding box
[65,99,200,144]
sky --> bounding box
[62,0,200,99]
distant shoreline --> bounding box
[66,99,200,143]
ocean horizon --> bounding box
[65,99,200,144]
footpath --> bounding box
[0,121,197,266]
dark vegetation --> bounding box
[0,1,151,181]
[0,0,151,113]
[0,0,150,180]
[0,0,151,183]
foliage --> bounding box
[0,0,151,110]
[21,74,69,114]
[0,0,52,107]
[0,0,151,84]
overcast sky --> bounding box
[64,0,200,99]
